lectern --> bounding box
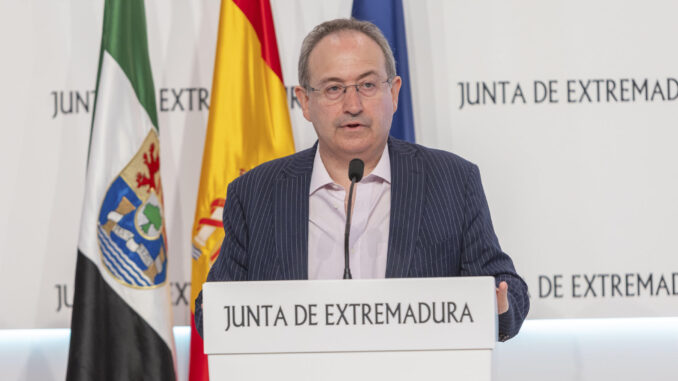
[203,277,497,381]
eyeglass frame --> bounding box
[305,77,394,102]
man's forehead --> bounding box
[307,30,387,83]
[318,29,369,46]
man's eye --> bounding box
[325,85,342,94]
[362,82,376,89]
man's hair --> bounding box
[298,18,396,89]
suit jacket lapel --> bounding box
[274,144,316,280]
[385,138,425,278]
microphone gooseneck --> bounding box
[344,158,365,279]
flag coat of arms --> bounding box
[67,1,176,380]
[189,0,295,379]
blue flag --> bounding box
[352,0,415,142]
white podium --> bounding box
[202,277,497,381]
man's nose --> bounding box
[342,85,363,115]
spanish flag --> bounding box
[188,1,295,379]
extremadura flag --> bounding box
[66,1,177,380]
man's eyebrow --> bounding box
[316,71,380,86]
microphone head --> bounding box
[348,158,365,182]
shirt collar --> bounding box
[309,143,391,195]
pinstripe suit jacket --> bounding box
[196,137,529,341]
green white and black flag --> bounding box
[66,1,176,379]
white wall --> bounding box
[2,0,677,329]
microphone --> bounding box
[344,158,364,279]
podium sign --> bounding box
[203,277,497,380]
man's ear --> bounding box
[294,86,312,122]
[389,76,402,113]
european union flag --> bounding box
[352,0,416,142]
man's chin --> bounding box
[335,139,384,158]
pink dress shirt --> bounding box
[308,145,391,280]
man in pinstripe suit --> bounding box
[196,19,529,341]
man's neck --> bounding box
[317,142,386,190]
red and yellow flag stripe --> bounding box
[189,1,295,380]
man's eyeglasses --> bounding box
[307,78,392,102]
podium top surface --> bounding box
[202,277,497,355]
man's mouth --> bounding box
[342,122,363,128]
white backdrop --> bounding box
[1,0,677,330]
